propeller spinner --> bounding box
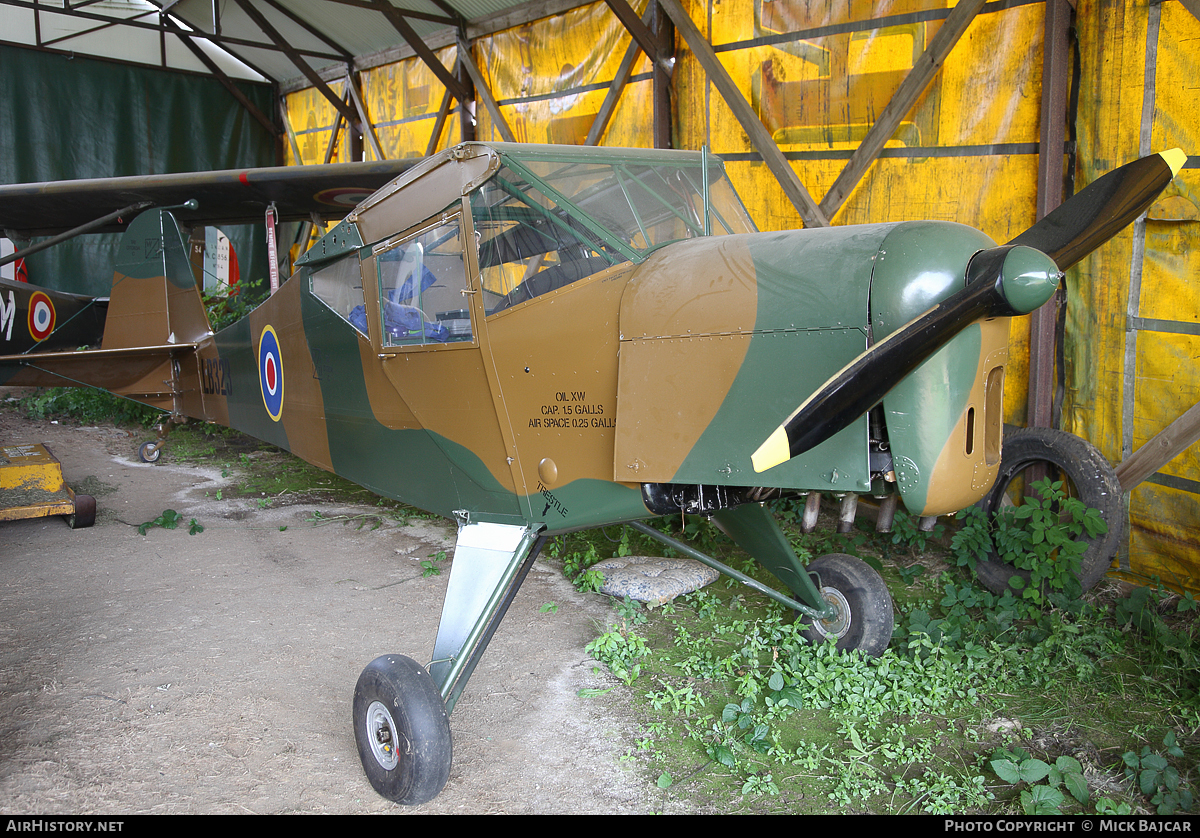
[751,148,1187,473]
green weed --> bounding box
[137,509,203,536]
[564,490,1199,814]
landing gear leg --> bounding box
[352,519,545,804]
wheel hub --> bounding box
[813,586,852,639]
[365,700,399,770]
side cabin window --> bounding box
[375,216,473,347]
[310,253,368,337]
[471,169,623,316]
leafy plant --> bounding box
[420,550,447,577]
[890,512,945,556]
[953,479,1106,606]
[585,626,649,685]
[990,747,1088,814]
[1122,732,1194,814]
[202,278,269,332]
[137,508,203,536]
[18,386,162,427]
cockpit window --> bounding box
[518,158,755,253]
[310,254,368,336]
[472,168,623,315]
[374,216,473,346]
[506,150,756,254]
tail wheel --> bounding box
[138,442,162,464]
[352,654,452,805]
[799,553,894,657]
[974,427,1123,594]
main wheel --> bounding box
[352,654,452,805]
[798,553,894,657]
[974,427,1123,594]
[138,441,161,464]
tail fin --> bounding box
[101,209,212,350]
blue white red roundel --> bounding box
[28,292,55,341]
[258,325,284,422]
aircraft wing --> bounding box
[0,160,418,237]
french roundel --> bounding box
[313,187,373,208]
[28,292,56,342]
[258,325,284,422]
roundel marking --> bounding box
[28,292,56,341]
[313,186,373,208]
[258,325,285,422]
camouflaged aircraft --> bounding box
[0,143,1185,804]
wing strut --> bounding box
[0,201,151,268]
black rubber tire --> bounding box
[352,654,452,805]
[138,441,161,464]
[973,427,1123,594]
[799,553,894,657]
[67,494,96,529]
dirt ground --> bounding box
[0,402,678,814]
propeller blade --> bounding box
[751,149,1187,473]
[1007,148,1186,270]
[751,246,1060,472]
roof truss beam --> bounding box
[603,0,659,65]
[232,0,359,123]
[366,0,469,102]
[160,13,280,136]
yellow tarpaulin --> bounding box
[361,46,462,160]
[1067,0,1200,591]
[472,1,655,147]
[283,80,350,166]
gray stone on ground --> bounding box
[592,555,720,604]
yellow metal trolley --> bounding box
[0,443,95,529]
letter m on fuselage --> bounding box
[0,290,15,341]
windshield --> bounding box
[472,150,756,314]
[511,152,756,256]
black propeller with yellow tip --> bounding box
[751,148,1187,474]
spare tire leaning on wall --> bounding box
[973,427,1125,595]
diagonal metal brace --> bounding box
[628,512,834,620]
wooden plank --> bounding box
[603,0,659,64]
[456,39,517,143]
[585,39,639,146]
[657,0,828,227]
[1117,401,1200,491]
[345,73,386,161]
[427,88,454,156]
[1027,0,1073,430]
[652,0,672,148]
[817,0,987,219]
[586,4,655,146]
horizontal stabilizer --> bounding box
[0,343,195,393]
